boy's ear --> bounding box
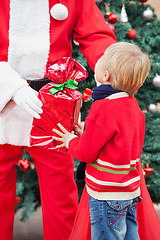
[103,70,110,83]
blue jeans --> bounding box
[89,195,142,240]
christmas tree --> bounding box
[16,0,160,220]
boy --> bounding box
[52,42,150,240]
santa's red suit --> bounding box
[0,1,116,240]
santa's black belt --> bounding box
[27,78,52,92]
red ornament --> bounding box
[83,88,92,102]
[18,158,31,172]
[139,0,148,3]
[143,163,154,177]
[108,13,118,24]
[107,23,115,32]
[126,29,137,39]
[15,197,20,205]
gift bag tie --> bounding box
[49,79,78,95]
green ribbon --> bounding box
[49,79,78,95]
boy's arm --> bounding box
[68,119,112,163]
[53,117,115,163]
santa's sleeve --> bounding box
[0,61,27,112]
[73,0,117,71]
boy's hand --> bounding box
[73,123,84,137]
[52,123,77,149]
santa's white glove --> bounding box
[12,85,43,119]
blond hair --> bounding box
[103,42,150,96]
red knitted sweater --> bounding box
[69,92,145,200]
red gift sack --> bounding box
[30,57,88,152]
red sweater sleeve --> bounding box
[69,101,116,163]
[73,0,117,71]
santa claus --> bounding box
[0,1,116,240]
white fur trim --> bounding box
[0,62,27,112]
[0,102,33,146]
[8,0,50,80]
